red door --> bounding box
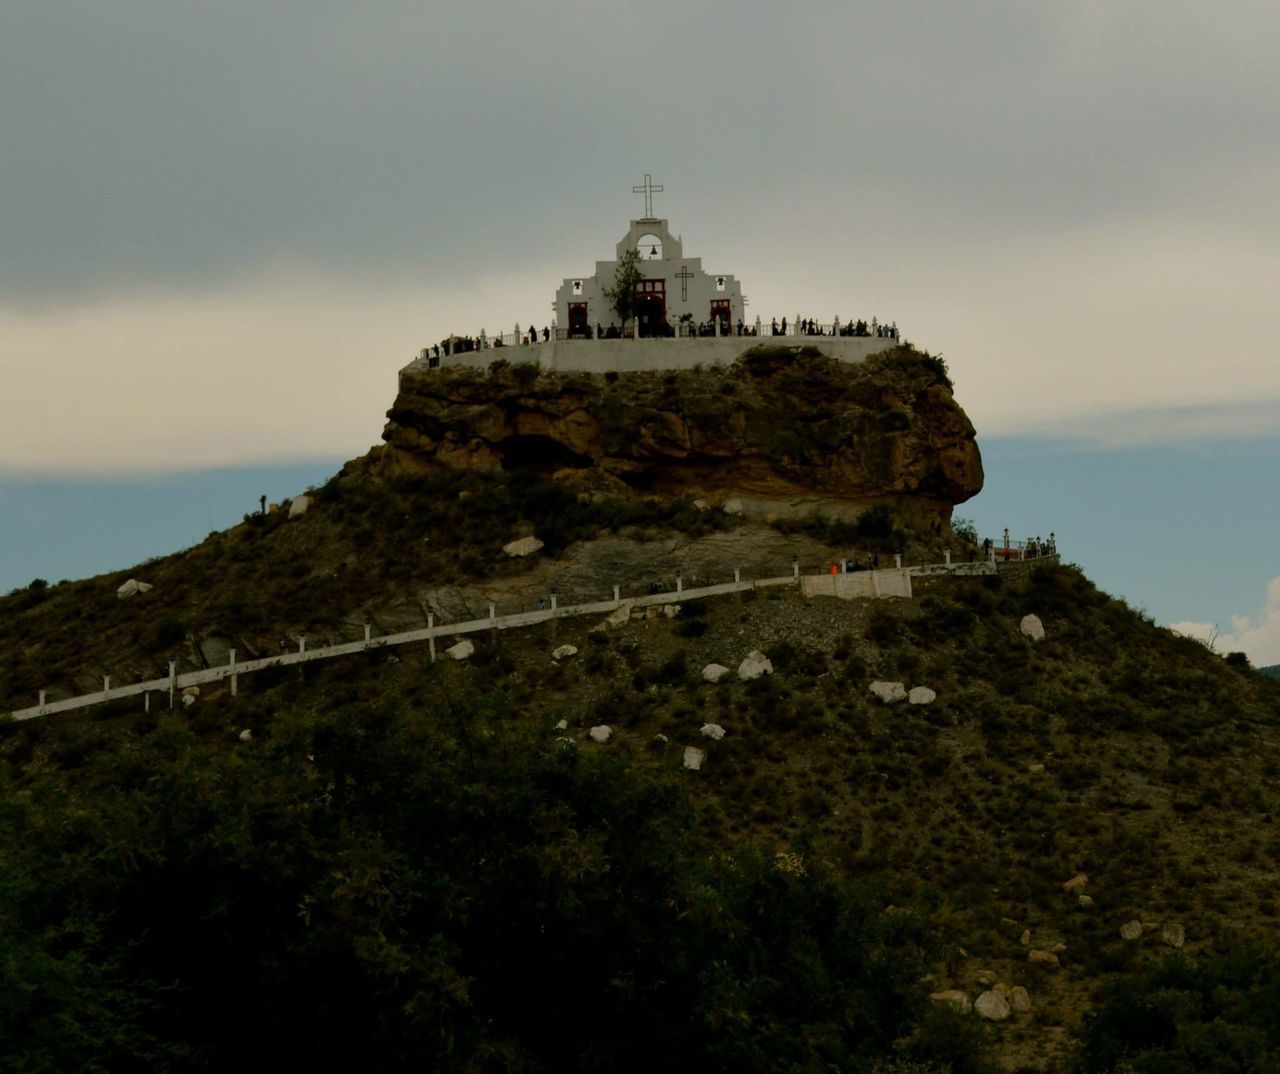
[710,299,731,332]
[634,279,667,337]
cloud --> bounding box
[2,2,1279,299]
[0,266,559,474]
[1171,577,1280,668]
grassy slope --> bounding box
[3,545,1279,1070]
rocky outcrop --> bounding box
[383,345,982,521]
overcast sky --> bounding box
[1,1,1277,657]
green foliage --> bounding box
[603,247,644,330]
[917,351,953,389]
[1076,948,1280,1073]
[0,683,948,1073]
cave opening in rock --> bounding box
[498,435,593,475]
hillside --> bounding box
[2,350,1279,1073]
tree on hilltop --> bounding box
[604,247,643,334]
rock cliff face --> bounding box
[382,344,982,525]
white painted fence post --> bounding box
[103,675,110,701]
[299,634,307,656]
[734,567,741,586]
[550,591,558,612]
[489,602,497,631]
[944,549,951,566]
[38,690,46,715]
[613,584,621,607]
[676,571,683,595]
[792,556,800,580]
[145,690,151,713]
[229,649,238,696]
[894,553,902,569]
[428,611,436,662]
[364,623,372,645]
[872,571,881,598]
[168,662,176,710]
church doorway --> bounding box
[568,303,589,338]
[710,299,731,333]
[634,278,667,337]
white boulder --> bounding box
[683,746,705,770]
[1020,614,1045,642]
[737,650,773,681]
[182,694,196,708]
[663,604,681,618]
[288,495,310,519]
[693,499,710,511]
[1009,986,1032,1014]
[869,681,907,703]
[238,729,253,742]
[722,499,744,516]
[1120,920,1144,941]
[908,686,937,705]
[975,990,1012,1021]
[116,578,154,598]
[702,663,732,683]
[552,644,578,661]
[502,536,545,558]
[594,605,631,631]
[588,725,612,743]
[446,639,475,661]
[555,719,568,730]
[700,723,726,740]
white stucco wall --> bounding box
[554,217,744,333]
[400,336,898,383]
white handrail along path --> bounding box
[5,549,1058,726]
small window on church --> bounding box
[716,277,726,292]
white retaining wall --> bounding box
[801,568,913,600]
[401,336,896,383]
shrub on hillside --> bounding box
[1076,948,1280,1073]
[0,683,963,1073]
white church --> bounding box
[553,175,745,338]
[406,176,902,377]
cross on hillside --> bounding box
[632,173,664,217]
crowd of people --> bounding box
[422,313,901,363]
[771,317,899,339]
[984,531,1058,561]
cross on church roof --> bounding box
[632,172,664,218]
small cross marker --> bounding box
[674,265,694,301]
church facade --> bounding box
[553,216,745,338]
